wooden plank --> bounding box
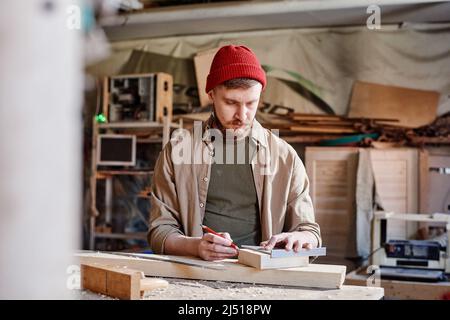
[102,76,109,118]
[291,113,399,123]
[290,126,357,134]
[281,135,347,144]
[76,252,346,289]
[155,72,173,123]
[374,212,450,223]
[419,149,429,214]
[238,249,309,269]
[293,120,357,126]
[348,81,439,128]
[291,114,344,121]
[194,48,219,106]
[81,263,168,300]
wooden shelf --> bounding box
[94,232,147,240]
[98,121,180,129]
[136,138,163,143]
[96,170,154,178]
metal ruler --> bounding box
[241,245,326,258]
[103,251,226,270]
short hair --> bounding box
[218,78,261,90]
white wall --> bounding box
[0,0,82,299]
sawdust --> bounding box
[78,278,383,300]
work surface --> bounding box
[77,251,347,289]
[79,277,384,300]
[76,252,383,300]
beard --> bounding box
[211,107,253,140]
[223,120,252,140]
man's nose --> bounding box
[236,105,246,121]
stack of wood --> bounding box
[261,113,397,134]
[259,111,450,146]
[257,112,394,144]
[173,110,450,146]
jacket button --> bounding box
[199,202,204,208]
[203,177,208,182]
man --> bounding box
[148,45,321,261]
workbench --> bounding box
[76,252,383,300]
[345,266,450,300]
[79,277,384,300]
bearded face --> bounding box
[208,83,262,139]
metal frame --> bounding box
[96,134,136,167]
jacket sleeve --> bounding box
[284,153,322,247]
[147,142,184,254]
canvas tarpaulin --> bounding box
[87,23,450,116]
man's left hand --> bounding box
[260,231,317,252]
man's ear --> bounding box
[207,90,214,103]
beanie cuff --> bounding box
[206,63,266,93]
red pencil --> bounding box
[201,225,238,250]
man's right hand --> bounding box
[197,232,238,261]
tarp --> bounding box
[87,23,450,116]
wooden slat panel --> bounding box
[370,149,419,239]
[426,148,450,214]
[306,147,359,258]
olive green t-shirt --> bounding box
[203,136,261,246]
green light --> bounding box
[95,113,107,123]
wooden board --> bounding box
[194,48,219,106]
[81,263,168,300]
[155,72,173,123]
[348,81,439,128]
[370,148,419,239]
[76,252,346,289]
[238,249,309,270]
[305,147,359,259]
[419,149,429,214]
[290,126,357,134]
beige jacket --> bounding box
[148,117,321,253]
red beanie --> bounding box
[205,45,266,93]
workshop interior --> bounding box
[1,0,450,301]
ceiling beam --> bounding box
[100,0,450,41]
